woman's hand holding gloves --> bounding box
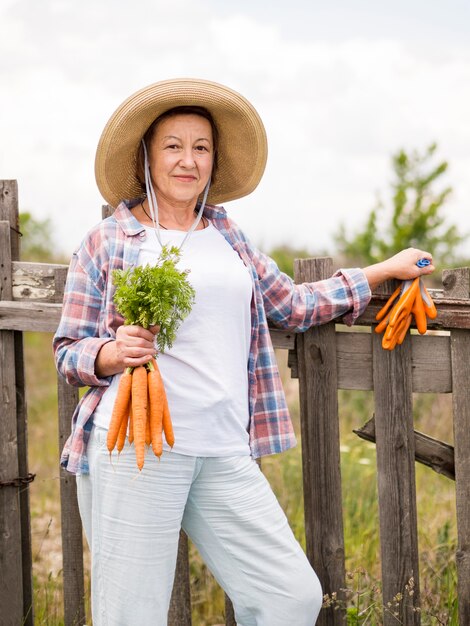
[362,248,437,350]
[363,248,434,291]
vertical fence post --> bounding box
[0,179,34,624]
[445,268,470,624]
[294,257,346,626]
[57,377,86,626]
[167,533,192,625]
[372,299,420,625]
[450,328,470,624]
[53,227,87,625]
[224,593,237,626]
[0,223,25,623]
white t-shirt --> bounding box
[93,222,253,456]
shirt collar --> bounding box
[112,200,146,237]
[200,203,227,219]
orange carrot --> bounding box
[128,402,134,445]
[131,365,148,470]
[148,359,164,457]
[116,410,129,453]
[145,398,151,446]
[162,391,175,449]
[107,368,132,453]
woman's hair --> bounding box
[136,105,219,190]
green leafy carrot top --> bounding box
[112,245,195,353]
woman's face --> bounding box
[148,113,214,207]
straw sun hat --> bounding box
[95,78,268,208]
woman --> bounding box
[54,78,434,626]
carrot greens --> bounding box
[112,245,195,353]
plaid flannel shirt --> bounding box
[53,200,371,475]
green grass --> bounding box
[23,334,459,624]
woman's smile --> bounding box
[173,174,197,182]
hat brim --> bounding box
[95,78,268,208]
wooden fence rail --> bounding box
[1,179,469,625]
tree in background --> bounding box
[334,143,468,268]
[19,212,60,262]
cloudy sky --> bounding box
[1,0,469,259]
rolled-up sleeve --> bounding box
[53,252,113,387]
[250,247,371,331]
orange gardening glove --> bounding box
[375,278,437,351]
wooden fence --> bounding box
[1,178,469,625]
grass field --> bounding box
[24,333,458,625]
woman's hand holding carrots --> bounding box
[95,325,160,378]
[115,324,160,367]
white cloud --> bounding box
[1,0,469,260]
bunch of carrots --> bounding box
[375,276,437,350]
[105,245,195,470]
[106,358,174,470]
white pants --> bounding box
[77,426,322,626]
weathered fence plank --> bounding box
[53,266,69,304]
[0,220,25,624]
[451,329,470,624]
[168,531,192,626]
[372,332,421,624]
[12,260,68,302]
[269,327,296,350]
[335,330,373,389]
[14,329,33,625]
[224,593,237,626]
[1,180,35,626]
[0,300,63,331]
[354,417,455,480]
[58,377,86,626]
[335,331,452,393]
[295,257,345,626]
[1,181,20,260]
[443,267,470,299]
[409,332,452,392]
[447,268,470,624]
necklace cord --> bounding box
[140,201,206,230]
[141,138,210,249]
